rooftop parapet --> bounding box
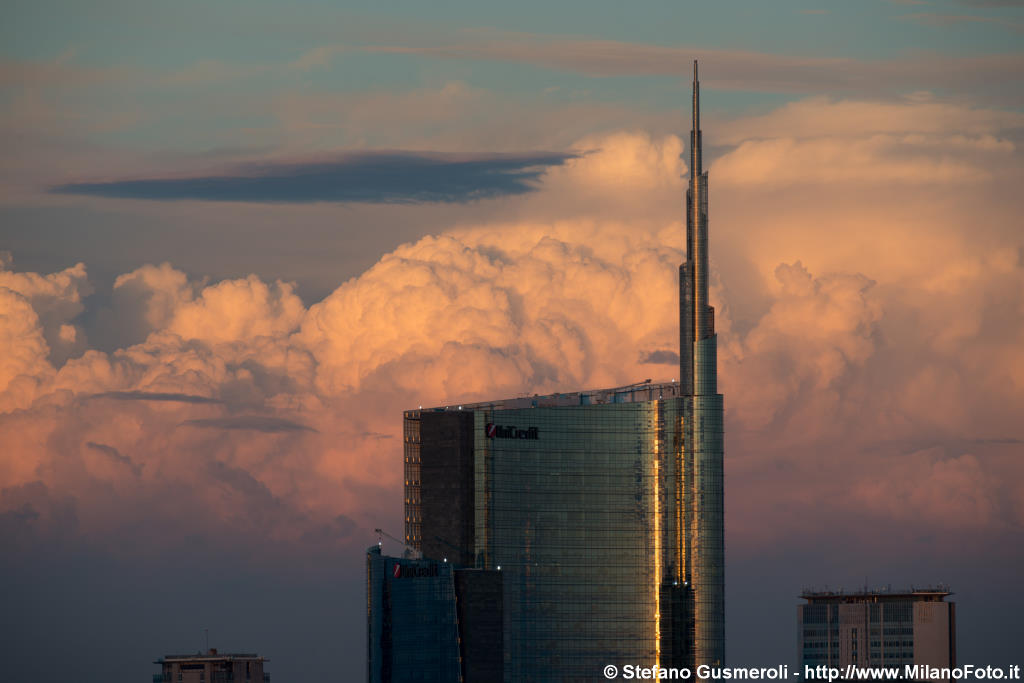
[406,379,684,415]
[800,584,953,602]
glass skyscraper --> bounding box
[477,399,684,677]
[390,62,725,681]
[678,60,726,667]
[405,383,693,681]
[366,547,504,683]
[366,548,462,683]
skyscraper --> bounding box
[678,60,726,666]
[366,546,503,683]
[379,63,725,681]
[403,382,694,681]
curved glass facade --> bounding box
[474,401,683,681]
[688,393,724,665]
[402,382,708,682]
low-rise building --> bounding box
[153,649,269,683]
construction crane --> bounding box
[374,527,422,559]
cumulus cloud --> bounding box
[164,274,305,343]
[714,135,997,186]
[296,224,681,399]
[726,262,882,431]
[710,98,1022,188]
[851,449,997,528]
[0,287,52,400]
[1,102,1022,571]
[0,253,91,364]
[101,262,196,345]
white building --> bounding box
[798,587,956,672]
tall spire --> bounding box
[678,59,725,668]
[691,60,702,179]
[681,59,714,396]
[692,60,700,173]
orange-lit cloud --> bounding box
[1,97,1022,564]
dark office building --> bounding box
[366,546,502,683]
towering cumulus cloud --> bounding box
[2,101,1023,575]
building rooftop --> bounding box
[407,379,683,415]
[156,649,266,663]
[800,585,953,603]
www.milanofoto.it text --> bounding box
[804,665,1021,680]
[606,664,1021,680]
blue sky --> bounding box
[7,0,1023,64]
[4,0,1022,158]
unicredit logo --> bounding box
[485,423,539,440]
[392,564,439,579]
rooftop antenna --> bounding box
[204,628,209,653]
[375,527,422,559]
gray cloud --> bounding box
[300,513,358,544]
[903,12,1024,31]
[89,391,223,404]
[180,416,317,433]
[85,442,142,477]
[638,349,680,365]
[51,151,574,204]
[208,460,280,506]
[0,503,39,532]
[973,437,1024,444]
[959,0,1024,6]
